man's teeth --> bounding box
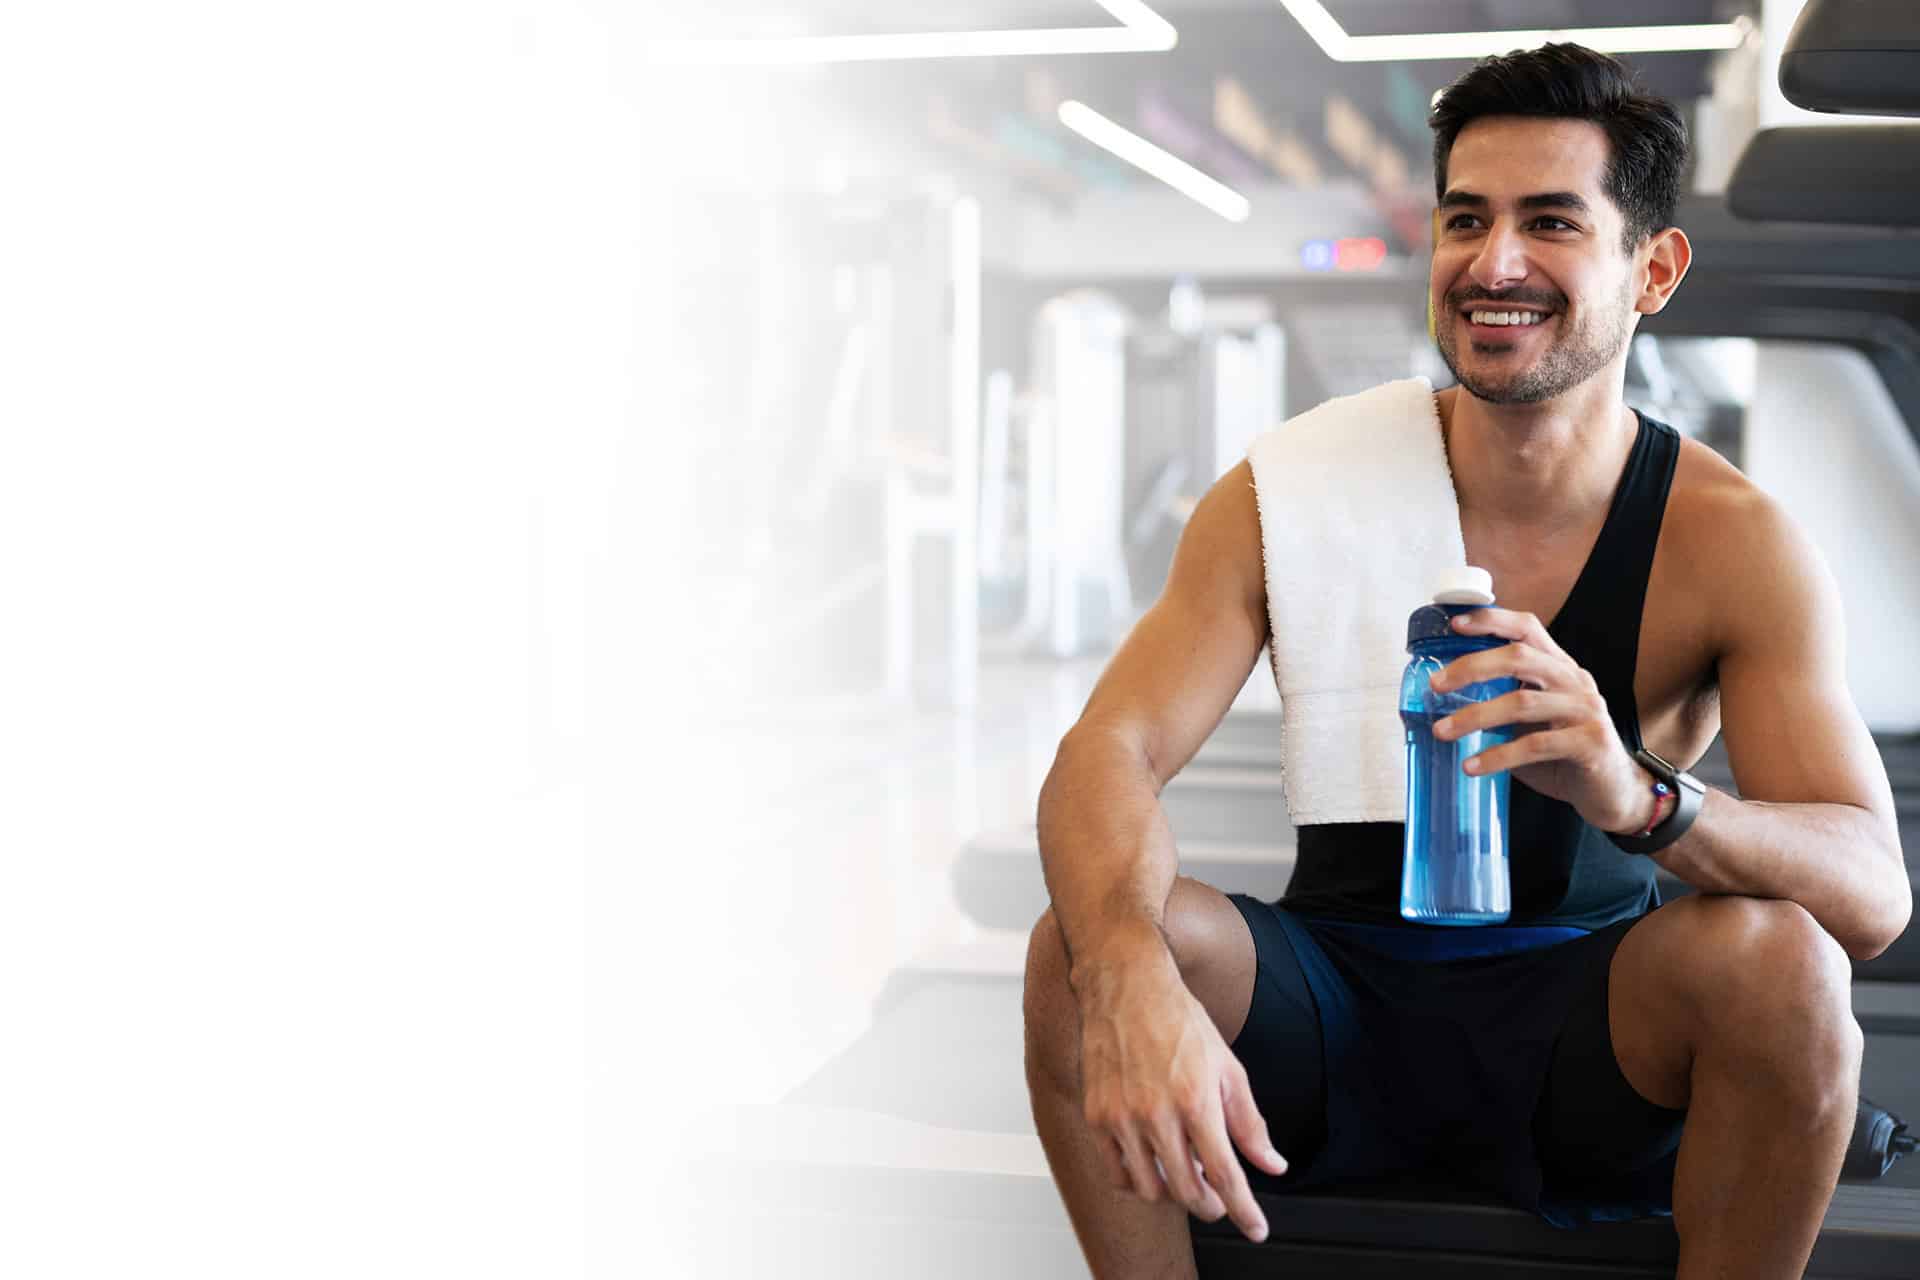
[1469,310,1547,326]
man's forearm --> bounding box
[1036,724,1184,991]
[1652,788,1910,961]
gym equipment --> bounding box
[984,286,1288,658]
[1288,300,1438,402]
[1027,291,1134,657]
[883,194,983,706]
[1856,981,1920,1036]
[977,368,1057,648]
[1648,196,1920,464]
[1122,293,1285,595]
[696,189,986,708]
[1848,1097,1918,1182]
[1779,0,1920,117]
[1727,126,1920,228]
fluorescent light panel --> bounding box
[650,0,1175,65]
[1273,0,1749,63]
[1057,99,1251,222]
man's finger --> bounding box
[1149,1117,1225,1221]
[1223,1066,1288,1177]
[1435,637,1581,695]
[1097,1133,1133,1193]
[1450,607,1568,660]
[1115,1126,1163,1203]
[1465,724,1596,776]
[1437,689,1592,742]
[1189,1091,1269,1243]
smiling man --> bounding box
[1023,43,1910,1280]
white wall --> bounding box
[1746,343,1920,731]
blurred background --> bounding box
[627,0,1920,1273]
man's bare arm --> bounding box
[1656,489,1910,961]
[1035,460,1288,1239]
[1036,460,1269,987]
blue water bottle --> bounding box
[1400,567,1520,926]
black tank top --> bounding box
[1278,409,1682,932]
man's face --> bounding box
[1429,117,1641,406]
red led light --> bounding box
[1334,237,1388,271]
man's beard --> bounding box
[1435,281,1634,405]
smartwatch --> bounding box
[1608,748,1707,856]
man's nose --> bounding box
[1468,220,1529,292]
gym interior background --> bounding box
[637,2,1920,1277]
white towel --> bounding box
[1245,377,1465,825]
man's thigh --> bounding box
[1209,892,1330,1171]
[1532,914,1688,1179]
[1162,876,1262,1042]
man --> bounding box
[1023,43,1910,1280]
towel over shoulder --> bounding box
[1245,377,1467,825]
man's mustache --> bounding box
[1446,287,1566,311]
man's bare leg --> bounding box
[1024,878,1261,1279]
[1608,894,1864,1280]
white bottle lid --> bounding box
[1431,566,1495,606]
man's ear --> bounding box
[1635,226,1692,316]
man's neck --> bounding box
[1436,380,1639,530]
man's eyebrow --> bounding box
[1519,191,1592,214]
[1437,189,1594,215]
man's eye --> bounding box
[1533,216,1575,231]
[1446,214,1480,230]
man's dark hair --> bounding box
[1428,42,1688,253]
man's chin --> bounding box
[1452,369,1550,406]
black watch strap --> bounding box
[1608,748,1706,856]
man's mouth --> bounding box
[1462,308,1552,331]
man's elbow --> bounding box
[1849,853,1912,964]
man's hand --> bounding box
[1074,953,1289,1243]
[1428,606,1653,834]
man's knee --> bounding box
[1025,907,1069,999]
[1024,909,1079,1091]
[1668,895,1861,1099]
[1682,895,1852,1009]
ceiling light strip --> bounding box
[650,0,1176,66]
[1274,0,1748,63]
[1057,99,1251,223]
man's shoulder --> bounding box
[1664,435,1780,557]
[1664,436,1826,646]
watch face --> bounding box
[1638,748,1677,775]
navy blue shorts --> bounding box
[1226,895,1689,1228]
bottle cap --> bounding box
[1431,566,1495,606]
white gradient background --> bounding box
[1,4,662,1276]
